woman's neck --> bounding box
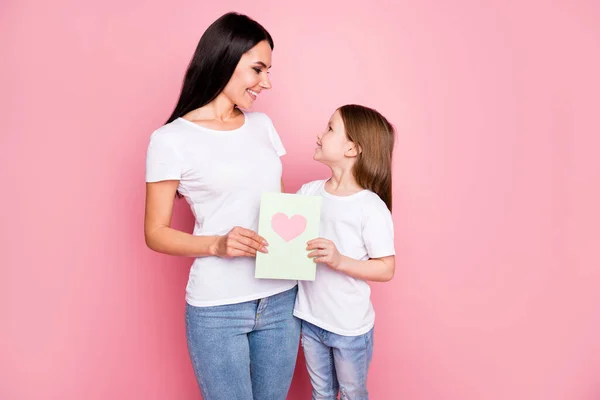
[186,94,240,122]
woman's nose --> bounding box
[259,75,272,89]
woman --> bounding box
[144,12,299,400]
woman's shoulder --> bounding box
[150,118,188,136]
[243,110,275,127]
[148,119,196,146]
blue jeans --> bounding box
[301,320,374,400]
[185,286,301,400]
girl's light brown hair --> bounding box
[338,104,395,211]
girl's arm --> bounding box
[337,255,394,282]
[145,180,268,258]
[306,238,395,282]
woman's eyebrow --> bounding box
[253,61,271,69]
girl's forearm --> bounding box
[337,255,395,282]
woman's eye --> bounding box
[328,126,333,131]
[253,67,261,74]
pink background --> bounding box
[2,0,599,399]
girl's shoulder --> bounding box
[297,180,327,195]
[361,191,392,216]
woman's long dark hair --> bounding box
[166,12,274,124]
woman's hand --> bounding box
[212,226,269,258]
[306,238,342,269]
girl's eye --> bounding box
[253,67,261,74]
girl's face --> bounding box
[314,110,358,166]
[222,40,272,109]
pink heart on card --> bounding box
[271,213,307,242]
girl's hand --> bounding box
[212,226,268,258]
[307,238,342,269]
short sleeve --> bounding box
[145,132,183,182]
[265,115,286,157]
[295,180,323,195]
[296,183,308,195]
[362,198,396,258]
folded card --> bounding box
[255,192,322,281]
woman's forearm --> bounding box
[145,225,219,258]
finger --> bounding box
[235,239,268,254]
[238,228,268,246]
[307,250,327,258]
[235,236,267,252]
[313,256,328,263]
[229,230,268,252]
[228,249,257,258]
[307,242,328,251]
[307,238,327,246]
[229,242,259,256]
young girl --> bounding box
[294,104,396,400]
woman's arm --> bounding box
[144,180,268,258]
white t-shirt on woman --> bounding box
[293,179,395,336]
[145,110,296,307]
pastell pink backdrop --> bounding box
[1,0,599,399]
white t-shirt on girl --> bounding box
[145,110,296,307]
[293,179,395,336]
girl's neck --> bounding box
[326,166,363,196]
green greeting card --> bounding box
[255,192,322,281]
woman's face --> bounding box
[222,40,273,109]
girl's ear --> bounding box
[345,143,362,157]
